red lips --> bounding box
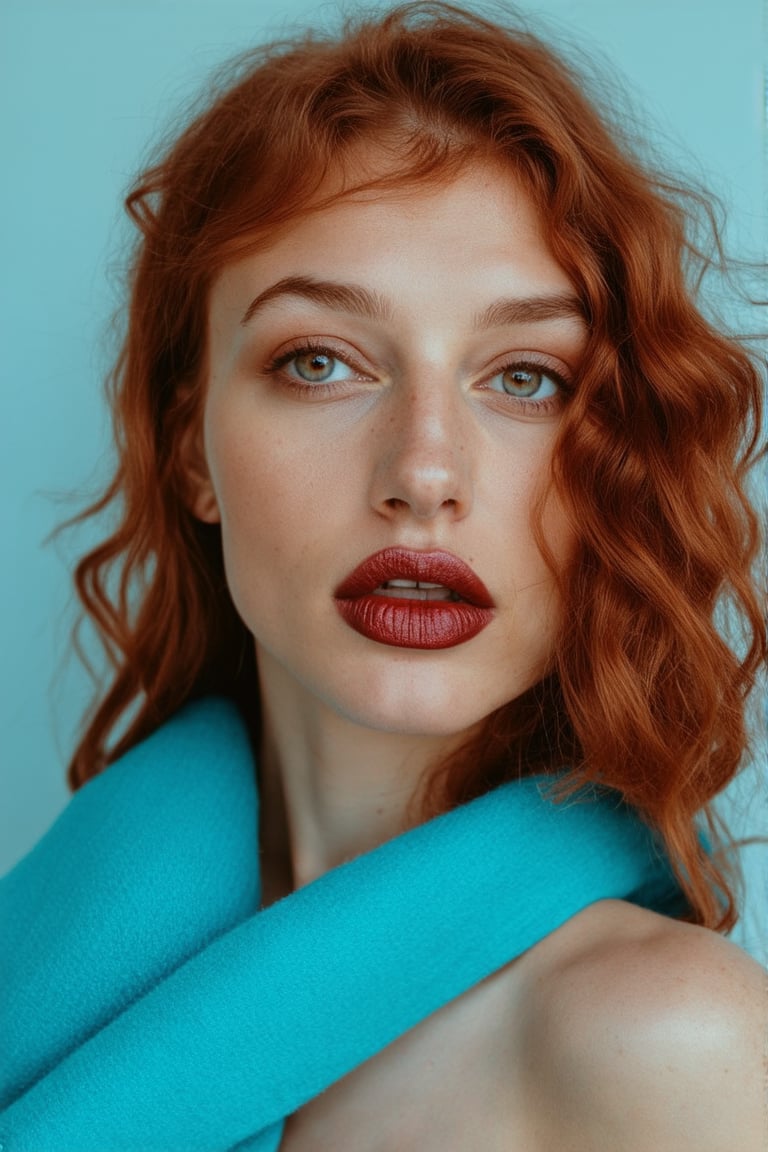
[334,548,494,649]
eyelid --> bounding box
[265,336,375,379]
[481,351,573,389]
[262,337,575,396]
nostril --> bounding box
[373,450,472,521]
[383,494,460,516]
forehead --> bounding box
[210,160,575,321]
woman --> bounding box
[1,4,765,1149]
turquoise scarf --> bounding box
[0,697,686,1151]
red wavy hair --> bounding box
[61,2,766,931]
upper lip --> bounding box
[335,548,494,608]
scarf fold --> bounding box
[0,697,686,1152]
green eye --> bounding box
[487,362,563,401]
[293,352,337,382]
[501,367,547,397]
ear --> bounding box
[187,463,221,525]
[174,390,221,525]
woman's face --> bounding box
[192,161,587,738]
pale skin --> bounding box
[184,161,767,1150]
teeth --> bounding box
[373,583,461,602]
[384,580,447,590]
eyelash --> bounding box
[265,339,370,396]
[482,359,570,417]
[265,339,571,414]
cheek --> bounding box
[215,458,297,582]
[204,410,347,614]
[525,495,574,664]
[204,413,283,602]
[491,430,573,575]
[497,458,572,660]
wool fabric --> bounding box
[0,697,687,1151]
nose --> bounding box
[368,376,474,523]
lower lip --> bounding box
[335,594,493,649]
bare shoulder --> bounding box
[516,900,768,1152]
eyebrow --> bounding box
[239,274,586,330]
[240,276,393,326]
[473,292,586,329]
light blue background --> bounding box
[1,0,765,961]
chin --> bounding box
[326,666,533,741]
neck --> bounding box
[255,651,476,904]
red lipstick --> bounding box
[334,548,494,650]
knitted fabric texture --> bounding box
[0,697,686,1151]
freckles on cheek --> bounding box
[216,440,326,566]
